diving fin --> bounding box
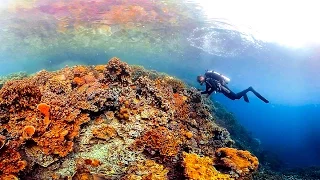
[243,94,249,103]
[250,87,269,103]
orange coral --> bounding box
[83,74,96,84]
[185,131,193,139]
[133,127,180,157]
[37,103,50,116]
[84,159,101,167]
[92,124,117,140]
[173,93,190,120]
[22,125,36,139]
[34,124,74,157]
[73,77,85,86]
[73,65,88,76]
[2,174,18,180]
[37,103,50,126]
[214,148,259,177]
[0,142,27,176]
[182,152,231,180]
[33,113,89,157]
[116,106,130,120]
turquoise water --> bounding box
[0,0,319,170]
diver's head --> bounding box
[197,75,205,85]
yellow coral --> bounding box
[214,148,259,177]
[94,65,106,72]
[183,152,232,180]
[185,131,193,139]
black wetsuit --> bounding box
[201,71,269,103]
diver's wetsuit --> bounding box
[201,71,269,103]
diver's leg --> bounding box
[220,86,249,102]
[234,88,252,101]
[249,87,269,103]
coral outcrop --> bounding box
[0,57,258,179]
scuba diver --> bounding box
[197,70,269,103]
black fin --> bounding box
[243,94,249,103]
[251,88,269,103]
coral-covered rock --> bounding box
[214,147,259,178]
[182,152,231,180]
[0,57,257,179]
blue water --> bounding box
[1,0,320,170]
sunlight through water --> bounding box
[196,0,320,48]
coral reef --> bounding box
[0,57,258,179]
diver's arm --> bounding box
[201,85,210,94]
[206,88,215,97]
[201,86,215,97]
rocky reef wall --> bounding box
[0,58,259,180]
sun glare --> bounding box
[196,0,320,48]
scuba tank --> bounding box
[206,70,231,84]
